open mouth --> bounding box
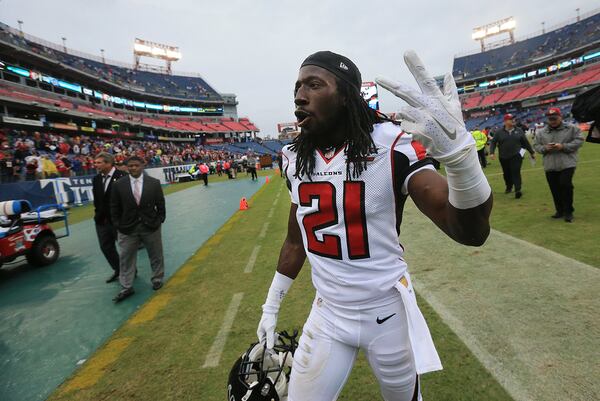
[295,110,312,127]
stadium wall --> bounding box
[0,164,197,207]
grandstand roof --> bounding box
[0,22,225,104]
[453,10,600,82]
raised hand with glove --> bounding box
[376,50,491,210]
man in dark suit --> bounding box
[489,113,535,199]
[110,156,166,302]
[92,152,126,283]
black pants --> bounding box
[545,168,575,215]
[95,222,120,272]
[201,173,208,186]
[477,148,487,168]
[500,154,523,192]
[249,167,257,180]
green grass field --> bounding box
[484,143,600,267]
[48,143,599,401]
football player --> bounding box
[257,50,492,401]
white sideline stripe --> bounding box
[259,222,270,238]
[244,245,261,273]
[413,282,534,401]
[492,228,598,274]
[485,158,600,178]
[268,208,274,218]
[202,293,244,368]
[413,226,598,401]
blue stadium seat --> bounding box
[453,13,600,80]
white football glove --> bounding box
[257,272,293,350]
[257,311,278,350]
[376,50,474,165]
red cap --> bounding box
[546,107,562,117]
[503,113,514,121]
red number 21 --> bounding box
[298,181,369,260]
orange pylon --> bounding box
[239,197,249,210]
[265,176,270,184]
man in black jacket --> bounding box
[92,152,126,283]
[110,156,166,302]
[489,113,535,199]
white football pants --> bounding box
[288,287,422,401]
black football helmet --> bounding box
[228,330,298,401]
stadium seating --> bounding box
[0,81,258,135]
[460,62,600,111]
[0,22,220,101]
[464,102,576,131]
[453,12,600,80]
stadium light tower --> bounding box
[61,37,67,53]
[472,17,516,52]
[17,20,23,35]
[100,49,105,64]
[133,38,181,75]
[576,8,580,22]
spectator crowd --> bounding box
[0,129,243,183]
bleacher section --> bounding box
[464,102,573,131]
[460,62,600,111]
[0,81,258,135]
[0,22,220,101]
[453,12,600,80]
[202,140,289,156]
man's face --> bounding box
[548,115,562,128]
[94,157,112,174]
[127,160,144,177]
[294,65,345,140]
[504,119,514,129]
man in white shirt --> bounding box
[110,156,166,302]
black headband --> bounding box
[301,51,362,92]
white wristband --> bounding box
[262,271,294,314]
[444,146,491,209]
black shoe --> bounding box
[551,212,564,219]
[152,281,163,291]
[564,214,573,223]
[504,188,513,194]
[515,191,522,199]
[106,272,119,283]
[113,288,135,303]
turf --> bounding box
[402,200,600,401]
[48,177,511,401]
[47,143,600,400]
[483,142,600,268]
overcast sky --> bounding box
[2,0,598,137]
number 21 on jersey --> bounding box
[298,181,369,260]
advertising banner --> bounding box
[0,175,95,207]
[0,164,198,207]
[146,164,196,184]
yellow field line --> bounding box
[59,337,134,394]
[128,293,174,325]
[54,175,281,397]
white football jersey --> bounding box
[283,122,435,305]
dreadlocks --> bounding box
[290,78,399,180]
